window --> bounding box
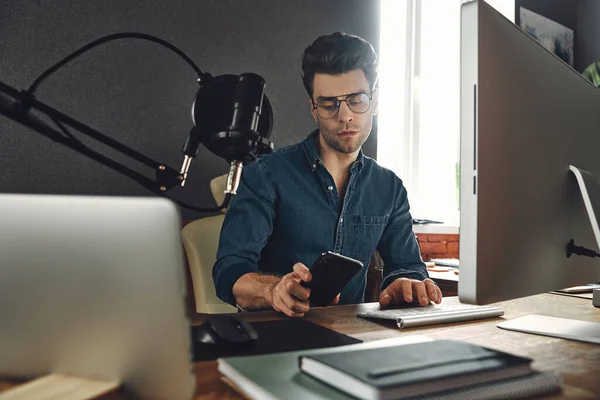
[378,0,514,227]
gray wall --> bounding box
[0,1,381,220]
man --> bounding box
[213,32,442,317]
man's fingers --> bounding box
[401,278,413,303]
[379,290,392,307]
[412,281,430,306]
[293,262,311,282]
[380,278,411,307]
[275,292,309,317]
[278,301,306,318]
[280,303,306,318]
[288,279,311,301]
[278,285,310,313]
[282,272,310,301]
[435,286,443,304]
[379,278,443,308]
[271,276,310,317]
[424,279,439,302]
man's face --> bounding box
[310,69,378,155]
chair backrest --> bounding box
[181,215,236,313]
[182,174,237,314]
[210,173,228,213]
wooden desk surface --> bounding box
[1,294,598,399]
[192,294,600,400]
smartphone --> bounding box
[300,252,363,307]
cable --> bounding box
[27,32,205,96]
[18,33,231,213]
[566,239,600,258]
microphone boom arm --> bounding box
[0,78,230,212]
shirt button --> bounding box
[340,217,344,223]
[327,186,333,191]
[312,164,316,169]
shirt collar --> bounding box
[302,129,365,172]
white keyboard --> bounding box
[357,303,504,328]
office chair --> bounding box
[182,174,237,314]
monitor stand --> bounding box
[0,374,120,399]
[497,166,600,343]
[567,165,600,251]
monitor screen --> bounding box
[459,0,600,305]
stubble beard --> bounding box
[319,125,368,155]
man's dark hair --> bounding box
[301,32,379,100]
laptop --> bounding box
[0,194,195,399]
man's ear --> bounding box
[371,89,379,116]
[309,98,318,123]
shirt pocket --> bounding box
[351,215,389,261]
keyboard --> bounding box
[357,303,504,328]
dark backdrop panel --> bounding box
[0,0,381,219]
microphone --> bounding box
[222,73,265,196]
[225,161,243,196]
[182,72,274,194]
[180,128,200,187]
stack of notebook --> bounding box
[218,336,562,400]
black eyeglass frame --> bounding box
[311,92,374,119]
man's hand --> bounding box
[232,263,341,315]
[379,277,442,307]
[270,262,313,317]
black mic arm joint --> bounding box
[156,163,184,192]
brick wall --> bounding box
[416,234,459,261]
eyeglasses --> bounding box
[312,92,372,119]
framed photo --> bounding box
[520,7,574,67]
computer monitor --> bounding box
[459,0,600,305]
[0,194,195,399]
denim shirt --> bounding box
[213,130,428,306]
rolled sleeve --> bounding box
[377,180,429,292]
[212,158,276,305]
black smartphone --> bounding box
[300,252,363,307]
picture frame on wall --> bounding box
[519,6,574,67]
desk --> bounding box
[192,294,600,399]
[1,294,598,399]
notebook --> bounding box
[298,340,533,400]
[218,336,562,400]
[357,299,504,328]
